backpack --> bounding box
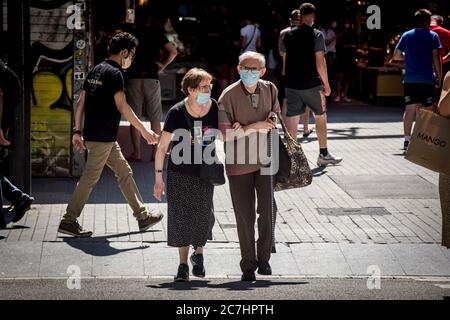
[0,60,21,130]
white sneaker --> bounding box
[317,152,343,167]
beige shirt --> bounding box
[218,80,280,176]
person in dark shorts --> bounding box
[392,9,442,150]
[279,9,313,138]
[283,3,342,167]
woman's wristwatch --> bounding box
[73,129,82,135]
[155,170,163,174]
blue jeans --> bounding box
[0,174,27,222]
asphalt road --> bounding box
[1,278,449,300]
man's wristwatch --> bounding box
[73,129,82,135]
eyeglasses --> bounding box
[240,67,261,75]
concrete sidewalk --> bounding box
[1,103,449,279]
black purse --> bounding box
[182,103,225,186]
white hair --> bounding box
[239,51,266,69]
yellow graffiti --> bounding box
[31,70,72,177]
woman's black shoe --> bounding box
[174,264,189,282]
[190,253,206,278]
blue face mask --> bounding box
[240,69,260,87]
[196,92,211,105]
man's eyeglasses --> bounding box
[240,67,261,75]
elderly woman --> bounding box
[439,71,450,248]
[153,68,219,281]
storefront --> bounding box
[1,0,450,186]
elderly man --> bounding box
[218,51,279,281]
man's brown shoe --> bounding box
[138,213,163,232]
[58,220,93,238]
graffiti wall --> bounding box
[30,0,74,177]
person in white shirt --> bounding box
[240,19,261,53]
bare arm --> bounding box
[316,51,331,96]
[240,36,247,50]
[390,48,404,62]
[256,36,262,50]
[438,72,450,117]
[157,42,178,71]
[444,52,450,64]
[153,131,173,201]
[432,49,442,88]
[73,91,85,131]
[154,131,172,171]
[114,91,158,144]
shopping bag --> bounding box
[405,109,450,175]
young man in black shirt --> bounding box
[58,32,162,237]
[284,3,343,167]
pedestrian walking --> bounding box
[218,51,279,281]
[153,68,219,282]
[438,70,450,248]
[240,18,262,53]
[126,14,178,162]
[334,18,357,103]
[279,9,313,139]
[283,3,342,167]
[0,59,34,229]
[58,32,163,237]
[392,9,442,151]
[430,15,450,77]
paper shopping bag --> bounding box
[405,109,450,175]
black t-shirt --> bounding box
[127,25,169,80]
[83,60,124,142]
[284,25,326,90]
[163,100,219,177]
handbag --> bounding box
[274,114,313,191]
[181,103,226,186]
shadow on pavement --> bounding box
[61,231,156,256]
[2,225,30,230]
[147,280,308,291]
[0,236,5,240]
[311,166,328,177]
